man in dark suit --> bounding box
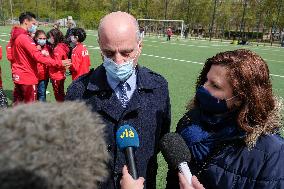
[65,11,171,189]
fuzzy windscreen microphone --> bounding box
[0,102,109,189]
[0,168,48,189]
[160,132,193,185]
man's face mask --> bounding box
[28,24,37,34]
[196,86,236,114]
[102,48,139,82]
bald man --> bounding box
[66,12,171,189]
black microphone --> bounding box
[116,124,140,179]
[160,132,193,185]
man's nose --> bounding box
[113,53,124,65]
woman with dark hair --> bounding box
[47,29,69,102]
[166,49,284,189]
[34,30,50,102]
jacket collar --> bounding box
[86,65,144,122]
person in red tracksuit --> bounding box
[6,26,19,69]
[34,30,50,102]
[166,27,173,41]
[68,28,91,80]
[6,41,13,64]
[47,28,69,102]
[11,12,71,105]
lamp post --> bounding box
[239,0,248,40]
[164,0,169,20]
[209,0,218,41]
[9,0,13,22]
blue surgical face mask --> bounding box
[28,24,37,34]
[103,56,135,82]
[196,86,235,114]
[102,48,139,81]
[37,39,46,46]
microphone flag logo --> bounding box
[116,124,139,150]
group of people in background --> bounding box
[0,12,90,106]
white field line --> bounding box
[141,53,284,79]
[0,37,283,79]
[143,39,284,53]
[270,74,284,78]
[263,59,284,63]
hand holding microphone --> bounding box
[120,165,145,189]
[160,132,193,186]
[179,173,205,189]
[116,124,140,179]
[160,133,204,189]
[116,124,145,189]
[160,133,205,189]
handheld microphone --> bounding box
[160,132,192,185]
[116,124,139,179]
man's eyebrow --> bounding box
[120,48,134,53]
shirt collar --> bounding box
[106,69,137,91]
[87,65,158,92]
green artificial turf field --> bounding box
[1,25,283,188]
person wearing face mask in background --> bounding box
[166,49,284,189]
[10,12,71,105]
[34,30,51,102]
[47,29,70,102]
[68,27,91,80]
[66,11,171,189]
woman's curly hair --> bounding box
[189,49,281,147]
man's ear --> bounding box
[97,38,101,47]
[100,53,104,62]
[23,19,28,26]
[138,41,143,51]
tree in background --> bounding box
[1,0,283,43]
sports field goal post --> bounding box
[137,19,184,38]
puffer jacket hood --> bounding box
[245,97,284,148]
[11,26,27,44]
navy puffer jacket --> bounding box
[166,110,284,189]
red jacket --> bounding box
[37,45,51,81]
[166,28,173,36]
[49,43,69,80]
[70,43,91,80]
[7,26,20,65]
[6,41,13,64]
[11,27,62,85]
